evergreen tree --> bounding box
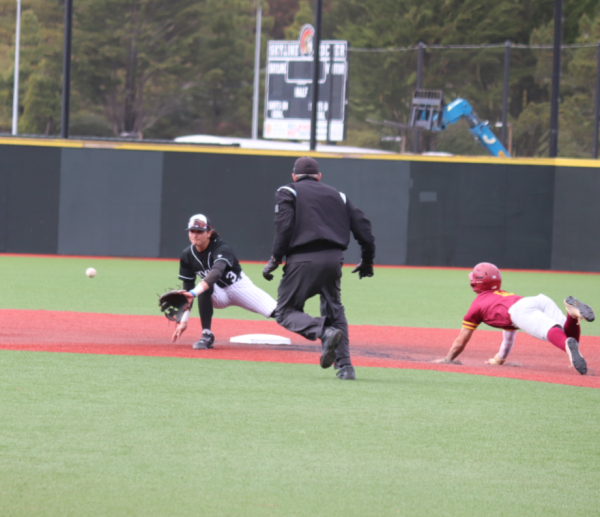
[560,11,600,157]
[71,0,203,137]
[283,0,313,40]
[0,0,64,134]
[20,65,61,134]
[267,0,300,39]
[183,0,261,137]
[328,0,600,154]
[0,0,598,153]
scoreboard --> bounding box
[263,36,349,142]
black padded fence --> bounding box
[0,145,61,254]
[0,141,599,272]
[406,161,555,269]
[551,166,600,272]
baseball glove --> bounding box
[159,290,190,323]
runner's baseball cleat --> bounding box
[320,327,343,369]
[193,331,215,350]
[564,297,595,322]
[565,337,587,375]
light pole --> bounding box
[326,43,333,144]
[11,0,22,135]
[309,0,323,151]
[501,40,511,149]
[251,0,262,140]
[414,42,424,153]
[61,0,73,139]
[594,41,600,159]
[549,0,562,157]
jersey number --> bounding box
[226,271,238,283]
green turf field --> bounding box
[1,351,599,517]
[2,255,600,516]
[1,255,600,334]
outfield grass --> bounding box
[1,255,600,334]
[1,351,599,517]
[2,255,600,516]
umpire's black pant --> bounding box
[274,250,351,367]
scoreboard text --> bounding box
[264,40,349,142]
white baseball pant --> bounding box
[211,272,276,318]
[508,294,567,341]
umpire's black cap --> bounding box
[293,156,319,175]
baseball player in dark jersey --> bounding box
[262,156,376,380]
[172,214,276,349]
[435,262,595,374]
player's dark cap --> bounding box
[186,214,212,232]
[293,156,319,175]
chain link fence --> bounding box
[348,42,600,158]
[1,2,598,160]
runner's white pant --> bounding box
[211,272,276,318]
[508,294,567,341]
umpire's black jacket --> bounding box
[271,176,375,262]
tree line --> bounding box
[0,0,599,157]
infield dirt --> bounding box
[1,309,599,389]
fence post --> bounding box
[11,0,22,136]
[414,42,424,153]
[549,0,562,157]
[594,41,600,159]
[501,40,510,148]
[326,43,334,144]
[60,0,73,139]
[251,0,262,140]
[309,0,323,151]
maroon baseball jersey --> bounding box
[462,290,524,331]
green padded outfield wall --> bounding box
[0,138,598,271]
[551,166,600,272]
[0,144,61,254]
[58,148,163,257]
[406,161,555,269]
[160,153,411,264]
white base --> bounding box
[230,334,292,345]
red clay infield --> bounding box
[1,309,599,389]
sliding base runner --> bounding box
[435,262,595,374]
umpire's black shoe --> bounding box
[320,327,343,369]
[193,331,215,350]
[337,365,356,380]
[565,296,595,322]
[565,337,587,375]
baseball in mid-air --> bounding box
[86,267,97,278]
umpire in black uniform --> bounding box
[263,157,376,380]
